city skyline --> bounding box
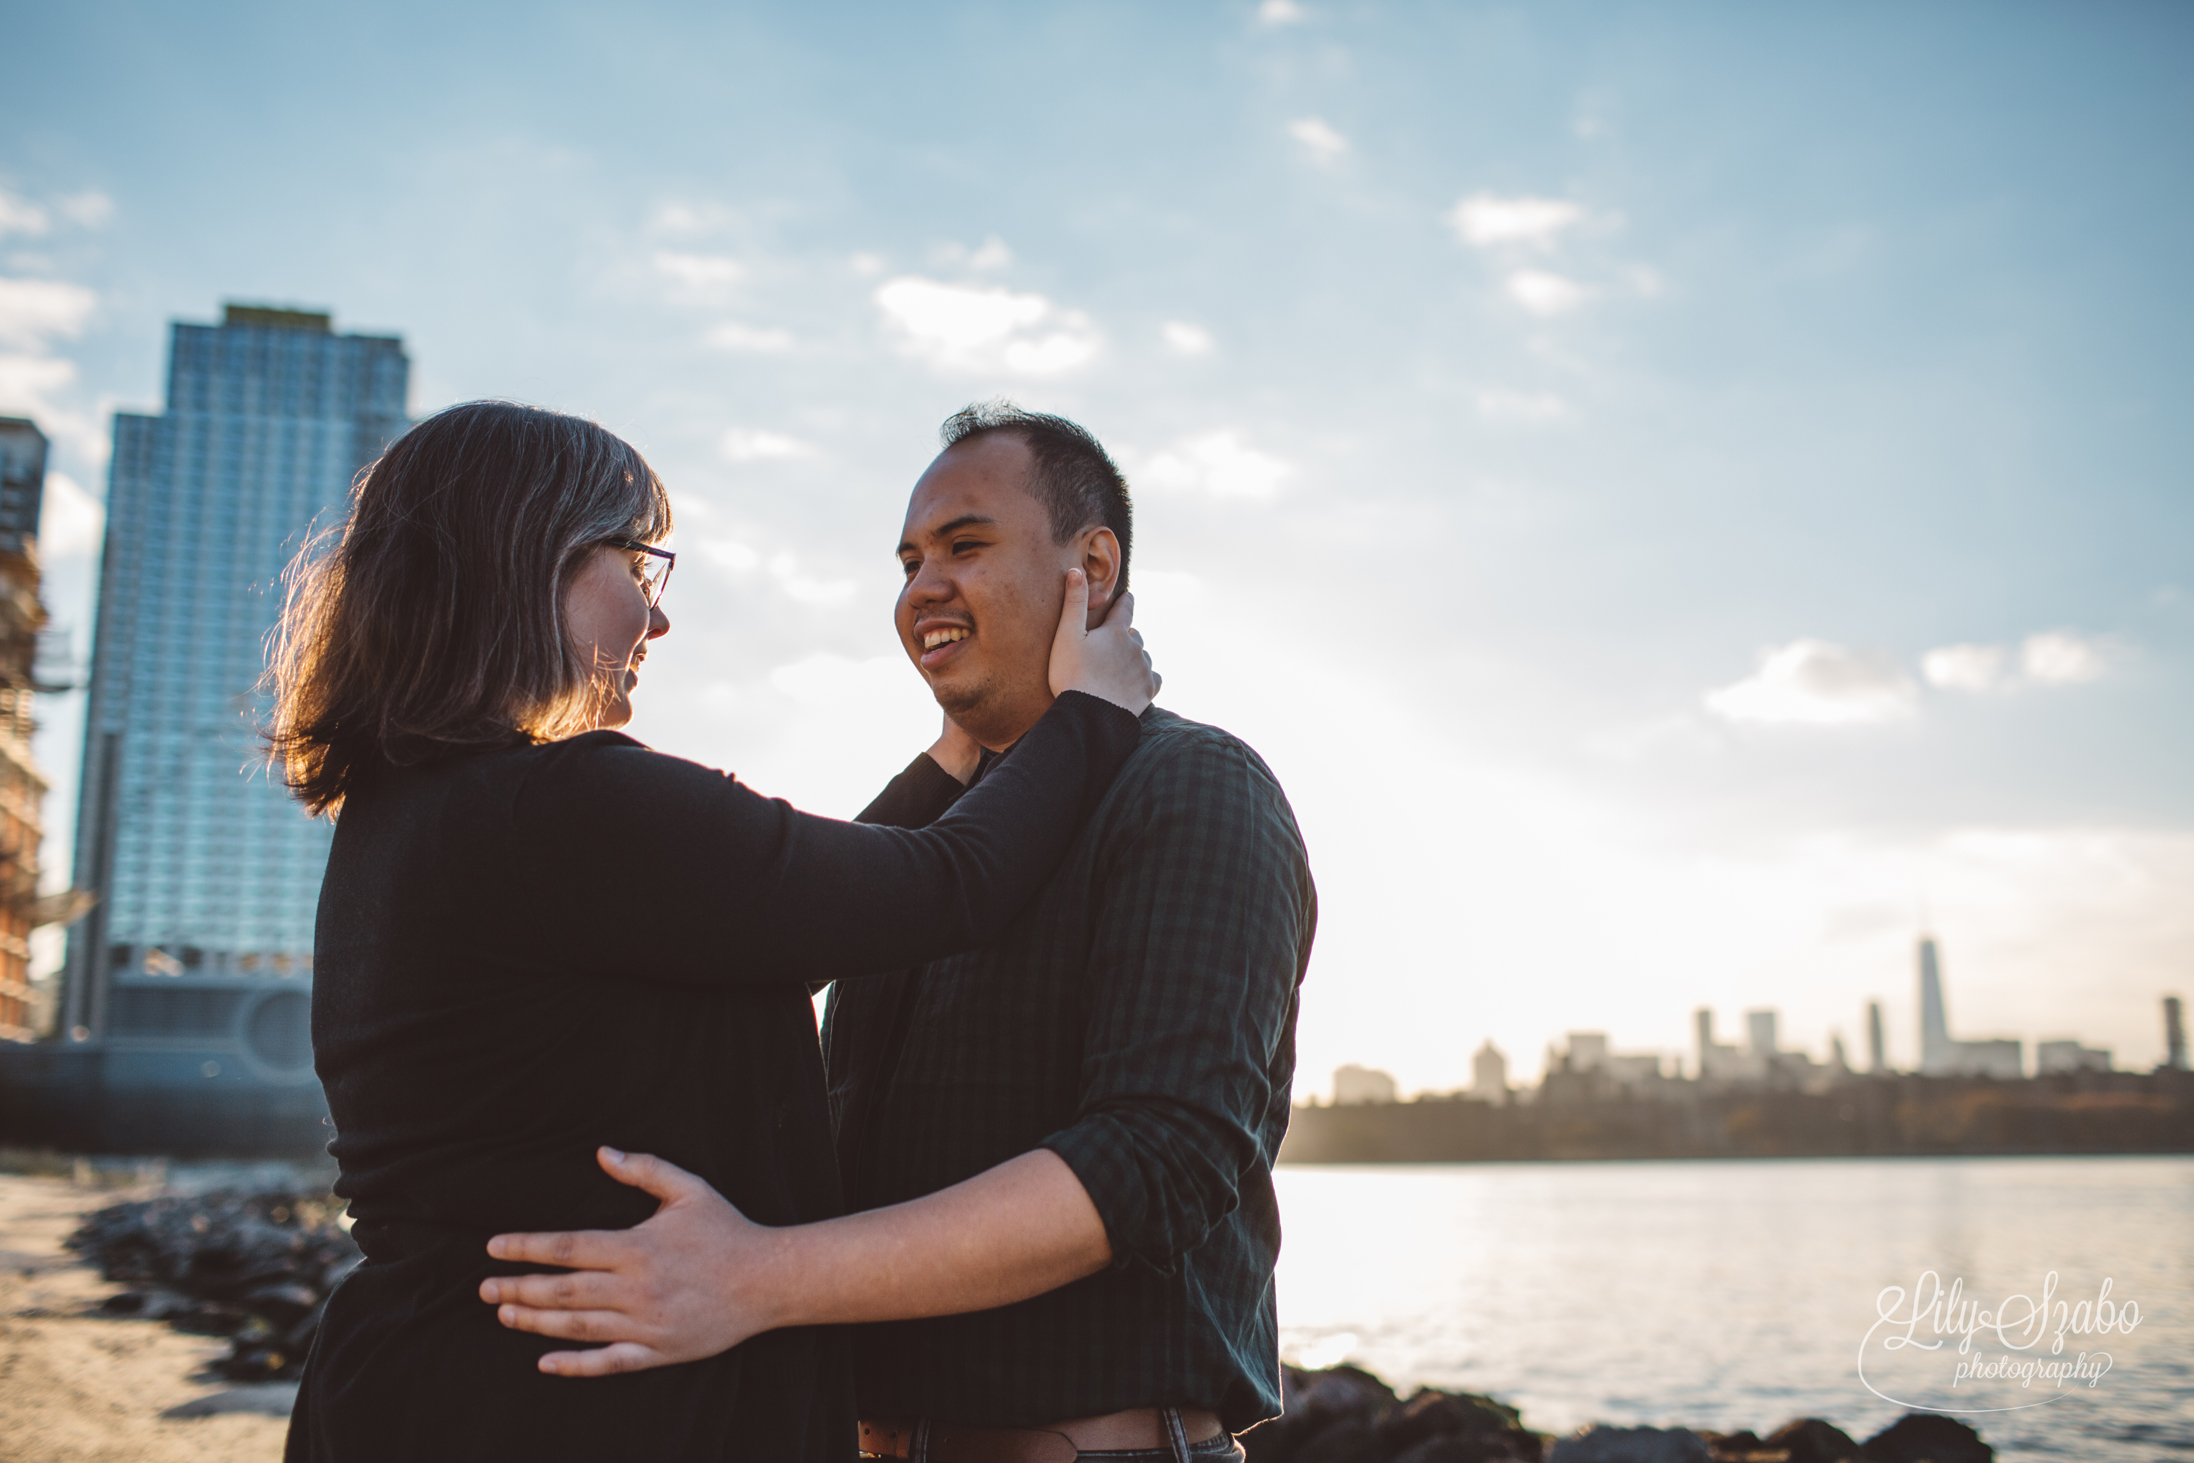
[1328,933,2180,1102]
[3,3,2190,1094]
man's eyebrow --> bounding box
[897,514,999,556]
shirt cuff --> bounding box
[1039,1118,1176,1277]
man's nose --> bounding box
[903,559,955,606]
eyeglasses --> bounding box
[609,537,676,608]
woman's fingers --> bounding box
[1050,571,1156,714]
[1047,567,1091,696]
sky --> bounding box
[3,0,2189,1094]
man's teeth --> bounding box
[923,628,969,651]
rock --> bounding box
[1289,1418,1382,1463]
[1765,1418,1860,1463]
[161,1383,301,1418]
[1858,1414,1992,1462]
[68,1188,358,1382]
[1393,1434,1547,1463]
[1371,1389,1545,1462]
[1549,1425,1712,1463]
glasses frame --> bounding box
[608,537,676,608]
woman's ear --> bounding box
[1079,528,1123,625]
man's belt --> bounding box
[859,1408,1224,1462]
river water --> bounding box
[1271,1155,2191,1460]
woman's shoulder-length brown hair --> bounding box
[266,400,672,818]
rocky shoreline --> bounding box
[1248,1362,1994,1463]
[67,1187,359,1383]
[61,1187,1998,1462]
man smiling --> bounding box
[822,402,1316,1463]
[477,402,1314,1463]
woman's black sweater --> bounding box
[284,692,1140,1462]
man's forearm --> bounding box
[760,1148,1111,1328]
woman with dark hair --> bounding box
[269,400,1156,1460]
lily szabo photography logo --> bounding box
[1858,1271,2143,1414]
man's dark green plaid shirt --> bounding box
[821,706,1315,1434]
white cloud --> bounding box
[768,552,855,604]
[850,252,886,277]
[695,536,853,603]
[0,353,101,465]
[1160,321,1215,357]
[652,251,744,298]
[0,277,97,349]
[2020,630,2107,685]
[1141,431,1291,500]
[648,201,739,238]
[1505,269,1590,316]
[0,191,49,239]
[706,321,795,353]
[0,353,76,407]
[56,192,113,229]
[768,653,909,709]
[699,537,761,572]
[1705,639,1918,727]
[37,470,103,558]
[1287,117,1349,166]
[720,427,816,462]
[873,276,1100,376]
[933,235,1014,272]
[1474,389,1569,423]
[1259,0,1307,23]
[1447,194,1585,250]
[1921,643,2006,692]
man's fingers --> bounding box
[478,1269,627,1309]
[596,1147,710,1207]
[485,1228,626,1268]
[496,1303,644,1344]
[537,1342,667,1378]
[1110,590,1134,628]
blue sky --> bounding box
[5,1,2189,1091]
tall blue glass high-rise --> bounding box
[45,304,406,1150]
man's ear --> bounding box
[1079,528,1123,627]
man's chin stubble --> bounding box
[930,676,990,723]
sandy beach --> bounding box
[0,1172,289,1463]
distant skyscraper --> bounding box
[2167,996,2187,1071]
[1746,1009,1779,1061]
[2034,1039,2111,1075]
[1694,1006,1743,1081]
[1918,936,1952,1073]
[1866,1000,1886,1073]
[1332,1064,1399,1105]
[37,305,406,1149]
[1914,935,2022,1079]
[1470,1039,1508,1104]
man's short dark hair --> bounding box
[939,401,1133,592]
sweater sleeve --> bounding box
[499,692,1138,987]
[855,753,968,830]
[1037,733,1314,1274]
